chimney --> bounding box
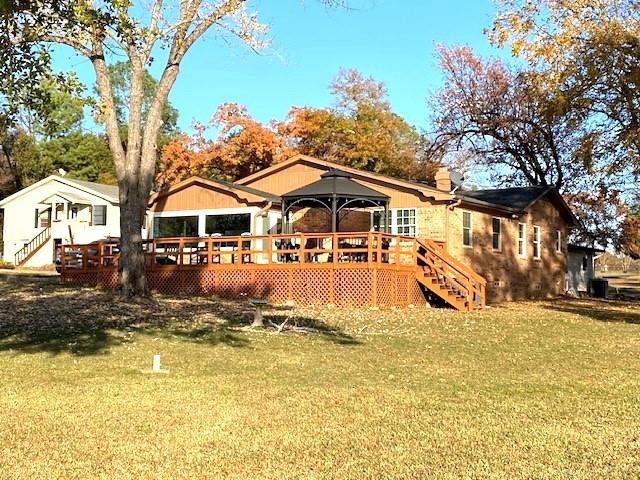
[435,167,452,192]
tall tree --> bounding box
[489,0,640,176]
[430,45,631,248]
[430,45,587,188]
[280,68,438,182]
[105,60,179,143]
[1,71,86,192]
[621,202,640,259]
[156,103,290,188]
[40,132,116,184]
[3,1,340,297]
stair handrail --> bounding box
[14,226,51,265]
[415,238,486,309]
[419,239,486,285]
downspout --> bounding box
[445,198,462,254]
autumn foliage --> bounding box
[157,69,440,189]
[156,103,292,189]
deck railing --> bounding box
[57,232,420,272]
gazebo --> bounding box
[280,169,390,232]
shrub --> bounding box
[0,260,15,270]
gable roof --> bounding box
[148,176,280,207]
[235,154,452,202]
[0,175,119,207]
[63,178,119,201]
[457,185,579,227]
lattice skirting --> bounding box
[61,267,428,307]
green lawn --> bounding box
[1,280,639,479]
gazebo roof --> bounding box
[282,169,389,201]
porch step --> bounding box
[14,227,51,267]
[413,239,486,312]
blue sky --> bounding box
[53,0,505,134]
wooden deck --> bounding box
[59,232,486,310]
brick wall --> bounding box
[417,204,447,242]
[291,208,371,233]
[447,198,569,303]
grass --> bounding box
[599,271,640,299]
[1,280,639,479]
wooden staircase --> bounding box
[414,239,486,311]
[14,227,51,266]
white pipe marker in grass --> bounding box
[153,354,161,373]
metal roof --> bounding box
[282,169,389,201]
[63,178,119,202]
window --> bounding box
[462,211,472,247]
[40,209,51,227]
[70,207,79,220]
[371,210,392,232]
[54,204,64,221]
[34,209,39,228]
[93,205,107,226]
[396,209,416,236]
[372,209,416,236]
[556,230,562,253]
[533,225,541,259]
[205,213,251,236]
[153,216,198,238]
[518,223,527,257]
[492,217,502,251]
[582,256,588,271]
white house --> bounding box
[0,176,123,268]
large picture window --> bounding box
[205,213,251,236]
[153,216,198,238]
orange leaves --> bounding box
[157,69,442,188]
[156,103,292,189]
[156,133,215,189]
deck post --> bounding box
[300,233,305,264]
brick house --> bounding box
[234,155,579,303]
[56,154,579,308]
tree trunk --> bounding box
[118,178,150,297]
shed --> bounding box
[567,244,604,296]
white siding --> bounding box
[1,178,123,267]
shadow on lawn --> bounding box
[543,298,640,325]
[0,281,358,356]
